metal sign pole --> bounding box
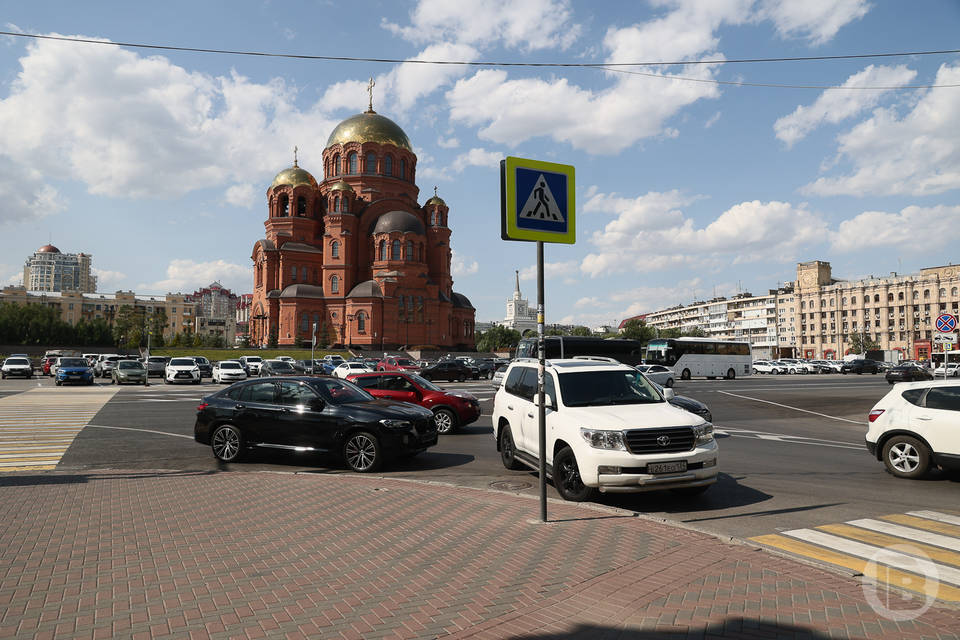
[537,240,547,523]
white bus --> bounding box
[643,337,752,380]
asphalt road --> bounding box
[2,372,957,541]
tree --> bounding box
[267,326,279,349]
[620,318,656,343]
[476,325,521,352]
[682,326,707,338]
[570,325,592,337]
[846,332,880,354]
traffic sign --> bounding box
[501,156,575,244]
[934,333,957,345]
[936,313,957,332]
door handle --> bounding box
[507,405,514,411]
[281,407,291,413]
[527,413,534,418]
[234,404,245,409]
[916,416,932,421]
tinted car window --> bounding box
[925,387,960,411]
[169,358,195,366]
[383,375,416,392]
[352,376,381,390]
[309,378,374,405]
[118,361,144,370]
[517,367,538,401]
[504,367,526,396]
[901,389,925,406]
[5,358,30,366]
[241,382,276,403]
[559,370,663,407]
[219,362,242,370]
[276,381,318,407]
[59,358,88,367]
[224,385,245,400]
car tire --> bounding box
[882,435,930,479]
[164,377,170,384]
[665,377,674,388]
[433,408,457,435]
[725,368,736,380]
[681,368,691,381]
[499,425,524,471]
[553,447,596,502]
[458,374,465,382]
[193,379,201,385]
[211,424,243,462]
[343,431,382,473]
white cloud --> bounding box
[803,63,960,196]
[437,137,460,149]
[0,155,64,224]
[704,112,721,128]
[451,251,479,276]
[225,183,257,209]
[0,35,338,205]
[580,196,827,277]
[756,0,870,45]
[138,259,251,294]
[519,260,579,281]
[774,65,917,147]
[93,268,127,289]
[382,0,580,51]
[452,148,502,172]
[832,205,960,253]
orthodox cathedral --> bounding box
[249,87,476,349]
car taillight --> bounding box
[197,402,209,412]
[868,409,884,423]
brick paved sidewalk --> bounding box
[0,470,957,639]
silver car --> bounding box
[145,356,168,377]
[634,364,675,387]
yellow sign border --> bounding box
[502,156,575,244]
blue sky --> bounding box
[1,0,959,328]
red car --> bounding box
[347,371,480,434]
[376,356,421,374]
[42,357,58,376]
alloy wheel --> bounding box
[212,426,241,461]
[344,433,378,472]
[888,442,919,474]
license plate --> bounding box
[648,461,687,474]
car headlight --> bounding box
[380,419,412,430]
[693,423,714,445]
[580,428,626,451]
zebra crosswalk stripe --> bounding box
[0,387,118,472]
[751,510,960,603]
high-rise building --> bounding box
[192,282,239,320]
[502,270,537,335]
[22,245,97,293]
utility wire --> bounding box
[2,30,959,91]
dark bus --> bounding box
[515,336,645,365]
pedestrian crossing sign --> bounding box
[501,156,575,243]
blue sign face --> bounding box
[514,167,569,235]
[936,314,957,332]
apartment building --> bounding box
[22,245,97,293]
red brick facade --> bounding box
[249,109,476,349]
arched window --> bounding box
[398,295,405,316]
[384,155,392,176]
[913,290,919,299]
[341,196,348,213]
[897,292,904,300]
[357,312,366,332]
[391,239,401,260]
[291,265,297,281]
[953,287,958,296]
[406,240,414,261]
[365,152,376,174]
[841,297,846,305]
[887,293,894,302]
[851,296,857,304]
[300,266,307,282]
[296,196,307,216]
[333,154,340,175]
[399,158,406,180]
[331,241,340,258]
[348,152,357,174]
[301,313,309,333]
[331,275,339,294]
[313,267,318,283]
[829,299,834,307]
[940,288,947,297]
[334,196,340,212]
[873,294,880,303]
[278,194,289,217]
[924,289,930,299]
[417,296,423,322]
[378,240,387,261]
[418,243,424,262]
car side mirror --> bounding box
[662,388,676,400]
[534,393,555,410]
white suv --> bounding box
[492,359,718,501]
[866,380,960,478]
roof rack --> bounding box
[570,355,622,363]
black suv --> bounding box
[420,359,473,382]
[189,355,213,378]
[841,359,880,375]
[194,376,437,472]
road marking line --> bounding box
[781,529,960,587]
[881,514,960,538]
[909,511,960,527]
[716,390,862,424]
[84,425,194,439]
[817,524,960,568]
[849,519,960,552]
[750,534,960,602]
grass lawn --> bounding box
[151,347,351,362]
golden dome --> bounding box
[326,111,412,152]
[329,179,354,192]
[271,165,318,189]
[426,195,446,207]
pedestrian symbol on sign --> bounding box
[520,176,565,223]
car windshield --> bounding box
[395,358,415,366]
[309,377,374,405]
[269,361,295,371]
[170,358,195,366]
[559,370,664,407]
[148,357,166,363]
[220,362,242,369]
[245,357,262,363]
[194,357,209,364]
[349,363,367,369]
[118,361,144,370]
[407,374,442,391]
[60,358,88,367]
[5,358,30,365]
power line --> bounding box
[2,30,958,70]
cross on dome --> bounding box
[366,77,376,113]
[293,145,298,167]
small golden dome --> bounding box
[326,111,412,152]
[271,166,318,189]
[329,179,354,192]
[426,196,446,207]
